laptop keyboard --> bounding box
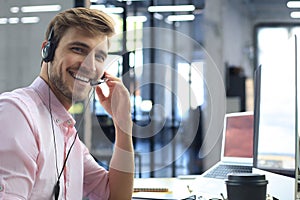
[204,164,252,179]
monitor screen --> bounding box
[254,35,296,177]
[253,26,300,200]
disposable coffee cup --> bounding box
[225,173,268,200]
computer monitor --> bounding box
[253,35,298,200]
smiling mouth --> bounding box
[68,70,91,83]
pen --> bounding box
[133,188,169,192]
[187,185,193,193]
[220,193,226,200]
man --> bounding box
[0,7,134,200]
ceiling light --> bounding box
[21,17,40,24]
[0,18,8,24]
[100,7,124,14]
[21,5,61,13]
[153,13,163,20]
[290,11,300,18]
[90,5,105,9]
[10,7,20,13]
[167,14,195,22]
[148,5,195,12]
[287,1,300,8]
[90,5,124,14]
[8,17,19,24]
[127,16,147,22]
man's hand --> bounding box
[95,72,132,134]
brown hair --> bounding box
[45,7,115,46]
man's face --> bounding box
[49,27,108,104]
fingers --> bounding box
[95,72,122,100]
[95,86,106,101]
[104,72,121,82]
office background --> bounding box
[0,0,297,178]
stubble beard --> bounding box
[49,68,90,104]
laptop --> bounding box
[194,111,254,197]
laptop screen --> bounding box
[223,112,254,159]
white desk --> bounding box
[133,176,277,200]
[132,176,228,200]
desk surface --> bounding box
[133,176,277,200]
[132,176,226,200]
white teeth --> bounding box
[75,74,89,82]
[68,70,90,83]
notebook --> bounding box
[132,178,196,200]
[194,111,254,197]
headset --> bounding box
[41,27,56,62]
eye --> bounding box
[95,54,105,63]
[71,46,86,54]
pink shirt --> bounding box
[0,77,110,200]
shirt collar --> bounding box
[30,77,76,127]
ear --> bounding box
[41,40,48,50]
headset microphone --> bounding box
[90,78,107,86]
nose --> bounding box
[81,52,96,72]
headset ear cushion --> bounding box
[41,41,53,62]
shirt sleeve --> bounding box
[0,98,38,199]
[82,142,110,200]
